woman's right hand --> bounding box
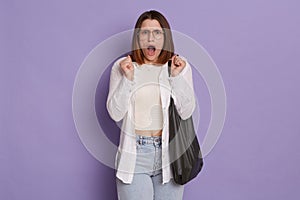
[119,55,134,81]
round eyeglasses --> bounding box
[138,29,164,40]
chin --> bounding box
[144,56,158,63]
[146,56,157,61]
[144,53,162,64]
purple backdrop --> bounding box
[1,0,300,199]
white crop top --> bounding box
[134,64,163,130]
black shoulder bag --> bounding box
[168,61,204,185]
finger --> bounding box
[121,57,128,64]
[126,57,134,70]
[174,55,181,67]
[121,56,132,66]
[128,63,133,70]
[171,55,177,67]
[127,55,132,62]
[174,57,179,65]
[171,55,176,62]
[176,59,183,66]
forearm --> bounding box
[168,61,196,120]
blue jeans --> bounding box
[116,135,184,200]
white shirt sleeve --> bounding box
[106,57,136,122]
[168,56,196,120]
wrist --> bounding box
[125,74,133,81]
[171,72,180,77]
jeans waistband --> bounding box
[136,135,162,146]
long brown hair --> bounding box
[131,10,174,65]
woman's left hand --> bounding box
[170,55,186,77]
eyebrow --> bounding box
[139,28,163,30]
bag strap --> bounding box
[168,60,175,105]
[168,60,172,77]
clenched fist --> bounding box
[170,55,186,77]
[119,55,134,81]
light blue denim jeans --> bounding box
[116,135,184,200]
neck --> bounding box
[143,60,160,66]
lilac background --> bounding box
[1,0,300,199]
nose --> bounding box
[148,31,155,42]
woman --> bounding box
[106,10,196,200]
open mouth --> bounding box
[146,45,156,56]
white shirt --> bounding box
[106,56,196,184]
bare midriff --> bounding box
[135,129,162,137]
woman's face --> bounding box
[138,19,164,64]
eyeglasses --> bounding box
[138,29,164,40]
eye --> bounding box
[154,30,162,35]
[140,30,149,35]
